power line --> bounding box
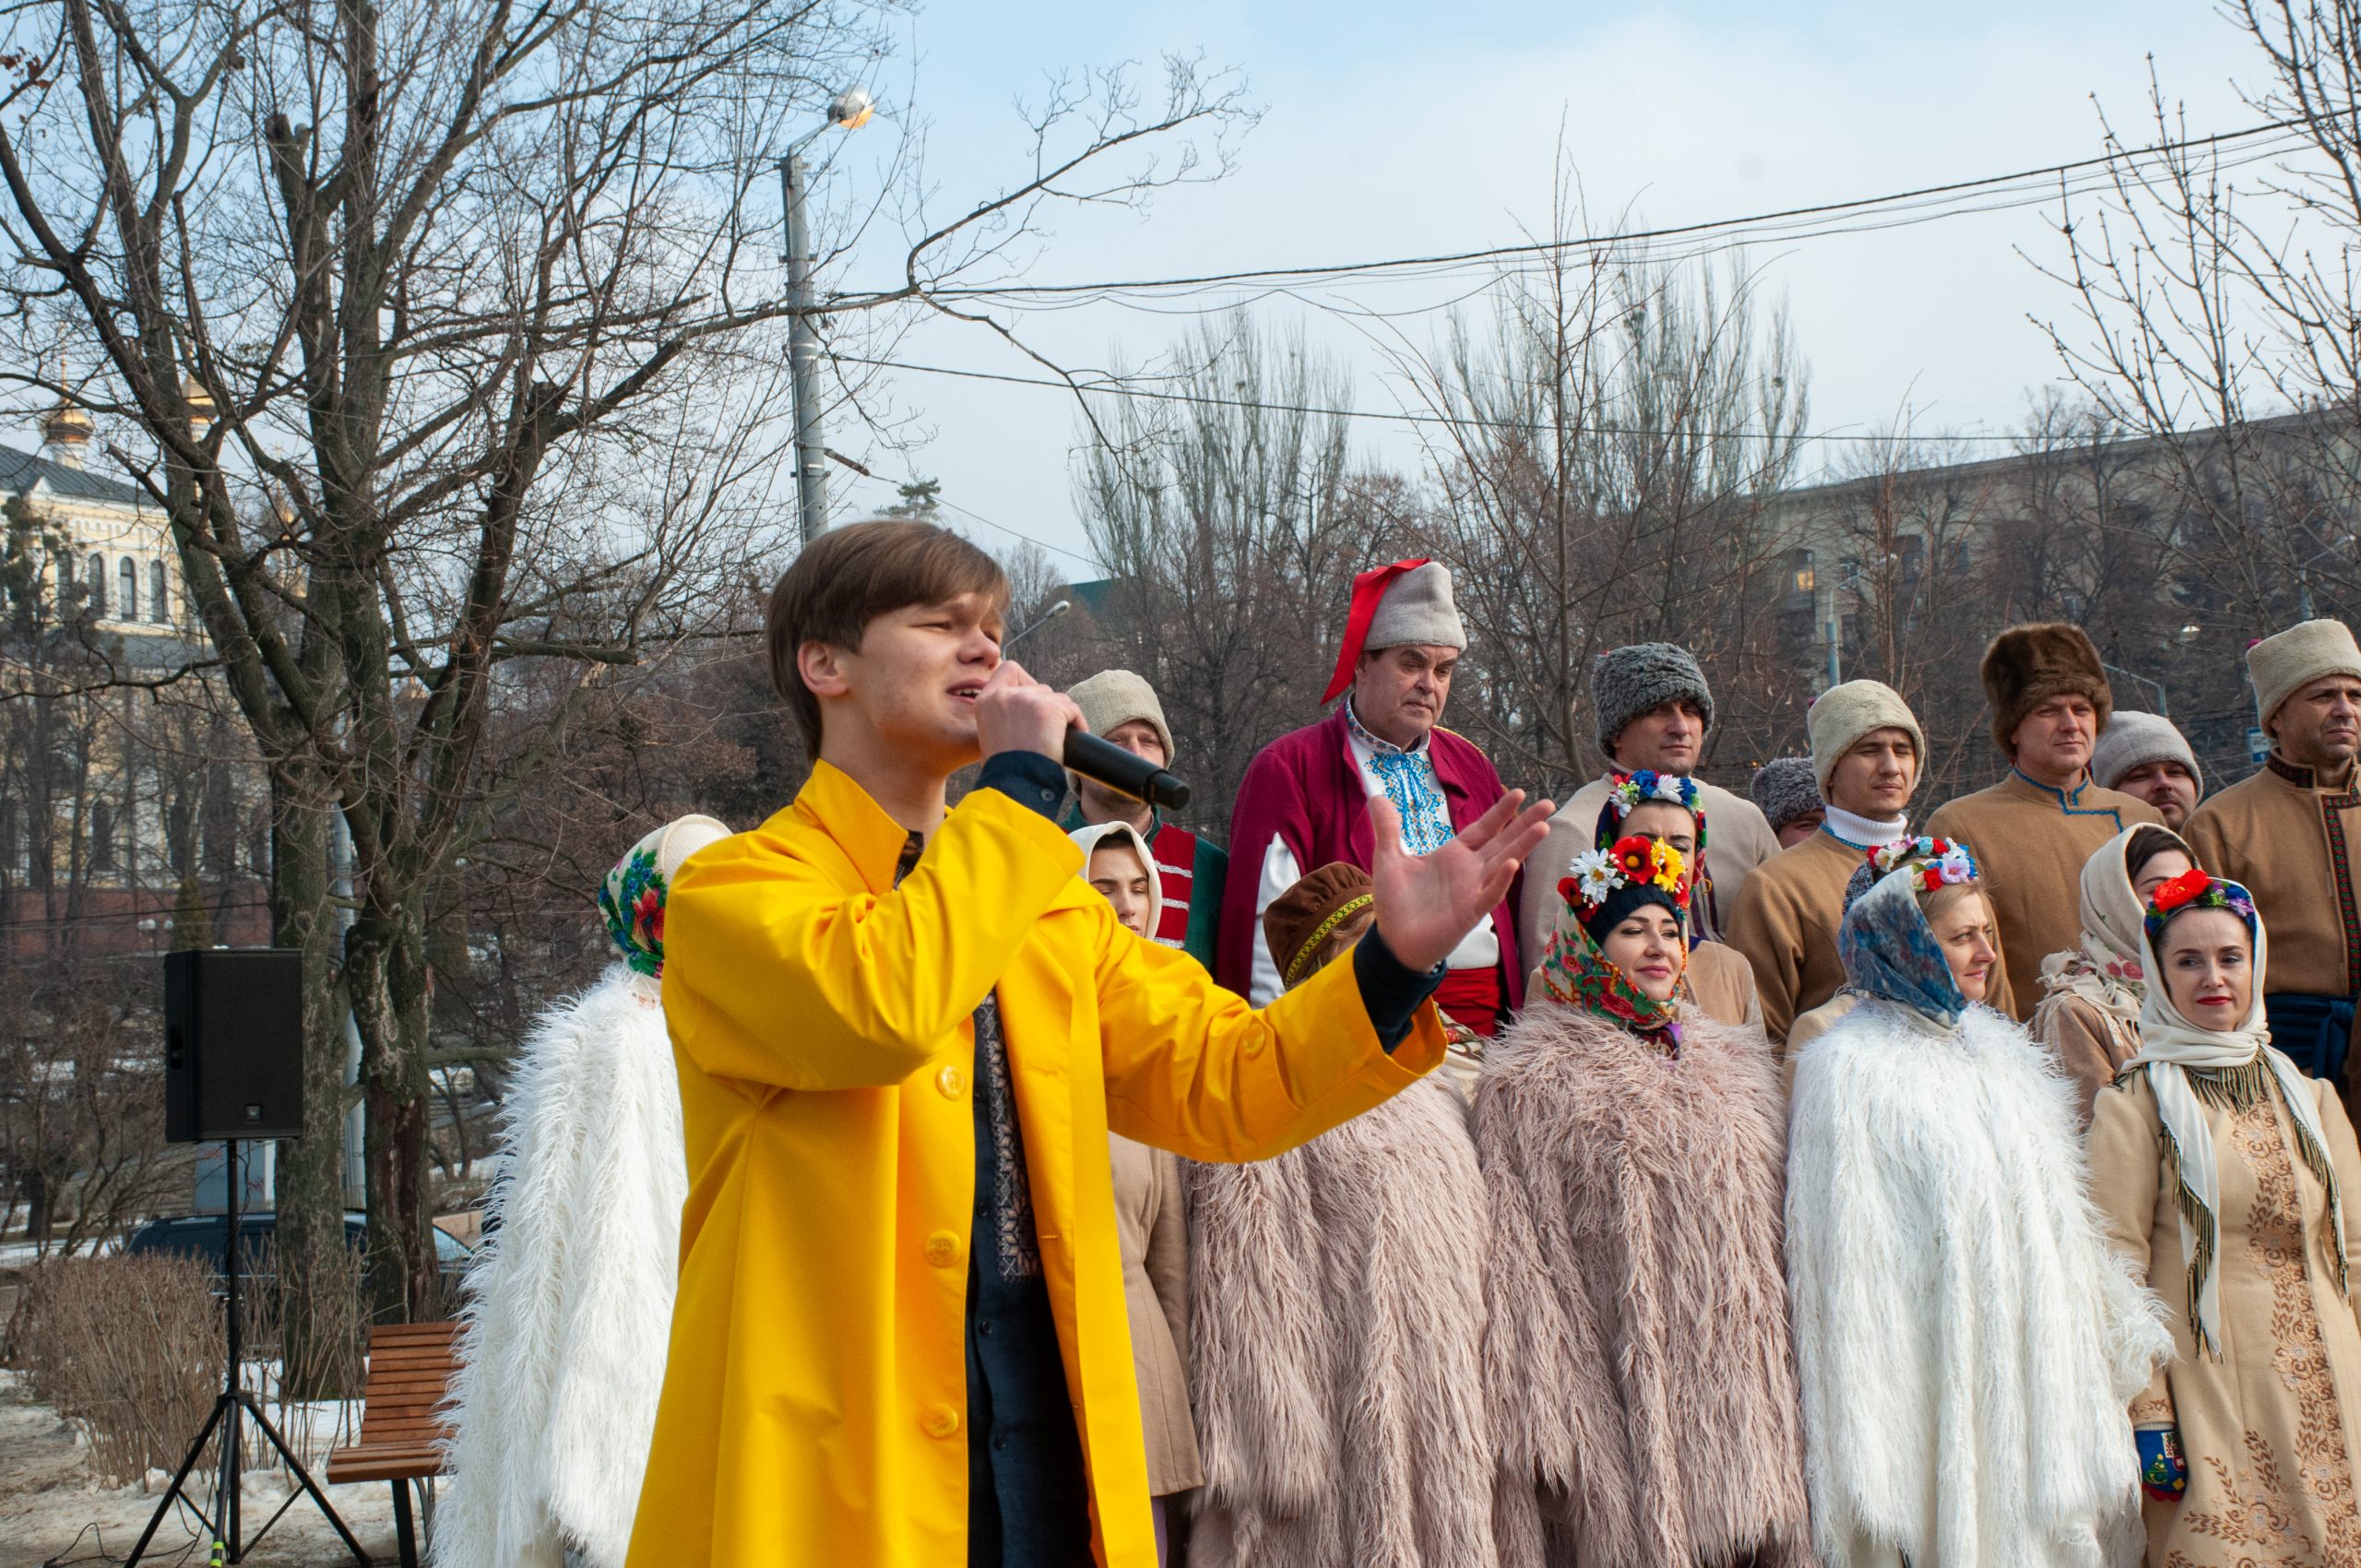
[836,351,2031,446]
[841,471,1105,571]
[871,116,2309,305]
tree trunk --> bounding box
[350,909,437,1321]
[270,769,356,1395]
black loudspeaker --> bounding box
[163,948,306,1143]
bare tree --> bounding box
[0,0,1251,1319]
[1074,313,1370,827]
[1387,178,1809,796]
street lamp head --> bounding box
[829,87,875,131]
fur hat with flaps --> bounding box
[1262,862,1376,991]
[1979,622,2112,756]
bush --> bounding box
[5,1253,223,1484]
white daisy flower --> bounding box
[1568,847,1619,906]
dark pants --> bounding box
[2264,991,2355,1084]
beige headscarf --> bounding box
[2122,883,2349,1357]
[2035,824,2190,1029]
[1069,822,1164,939]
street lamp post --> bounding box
[2099,659,2170,719]
[779,87,875,544]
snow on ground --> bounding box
[0,1371,411,1568]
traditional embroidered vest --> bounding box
[1148,823,1198,950]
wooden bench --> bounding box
[326,1321,462,1568]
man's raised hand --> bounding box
[1367,790,1556,973]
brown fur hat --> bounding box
[1980,622,2112,755]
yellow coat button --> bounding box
[924,1229,962,1267]
[921,1403,960,1439]
[936,1064,966,1099]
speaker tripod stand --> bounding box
[125,1138,371,1566]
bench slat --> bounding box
[326,1323,465,1484]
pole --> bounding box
[782,151,827,543]
[221,1135,243,1559]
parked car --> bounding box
[123,1210,473,1301]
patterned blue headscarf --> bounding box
[1837,860,1972,1028]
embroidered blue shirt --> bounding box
[1344,699,1456,855]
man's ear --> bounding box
[799,639,852,701]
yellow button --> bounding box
[936,1064,966,1099]
[1241,1031,1266,1057]
[921,1403,960,1439]
[924,1229,962,1268]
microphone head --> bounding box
[1147,772,1192,812]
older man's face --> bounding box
[2113,759,2200,829]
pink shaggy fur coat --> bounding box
[1186,1073,1495,1568]
[1477,1002,1811,1568]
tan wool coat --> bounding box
[1109,1133,1203,1497]
[1521,775,1780,954]
[2087,1067,2361,1567]
[1924,772,2159,1023]
[1727,829,1872,1046]
[2184,755,2361,1003]
[1684,942,1762,1031]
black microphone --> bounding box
[1064,729,1192,812]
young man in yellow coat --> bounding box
[624,520,1550,1568]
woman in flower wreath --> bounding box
[1583,769,1762,1028]
[2031,823,2200,1124]
[2086,869,2361,1568]
[1785,836,2171,1568]
[1479,831,1811,1568]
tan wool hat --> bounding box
[2248,619,2361,732]
[1807,680,1925,792]
[1066,669,1174,762]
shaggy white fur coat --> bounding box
[435,965,687,1568]
[1477,1003,1811,1568]
[1784,998,2172,1568]
[1186,1073,1495,1568]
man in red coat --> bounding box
[1218,559,1524,1031]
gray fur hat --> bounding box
[1749,756,1823,833]
[1591,642,1715,754]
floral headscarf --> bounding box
[1836,837,1984,1030]
[598,815,730,979]
[1537,834,1689,1039]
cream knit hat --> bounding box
[2249,619,2361,732]
[1807,680,1925,792]
[1066,669,1174,761]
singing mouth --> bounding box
[949,683,984,704]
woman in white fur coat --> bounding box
[1785,836,2172,1568]
[1481,829,1811,1568]
[1186,861,1496,1568]
[435,815,727,1568]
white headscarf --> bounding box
[1068,821,1164,938]
[2122,883,2348,1356]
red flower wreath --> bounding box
[2150,867,2211,915]
[1614,838,1655,881]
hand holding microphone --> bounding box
[975,660,1192,811]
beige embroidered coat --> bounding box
[2087,1067,2361,1567]
[1109,1133,1203,1497]
[1925,773,2161,1024]
[2035,993,2142,1126]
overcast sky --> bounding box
[796,1,2268,577]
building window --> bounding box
[90,801,113,871]
[85,552,105,617]
[118,557,137,620]
[150,560,168,622]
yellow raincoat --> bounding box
[625,762,1446,1568]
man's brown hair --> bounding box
[765,519,1009,754]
